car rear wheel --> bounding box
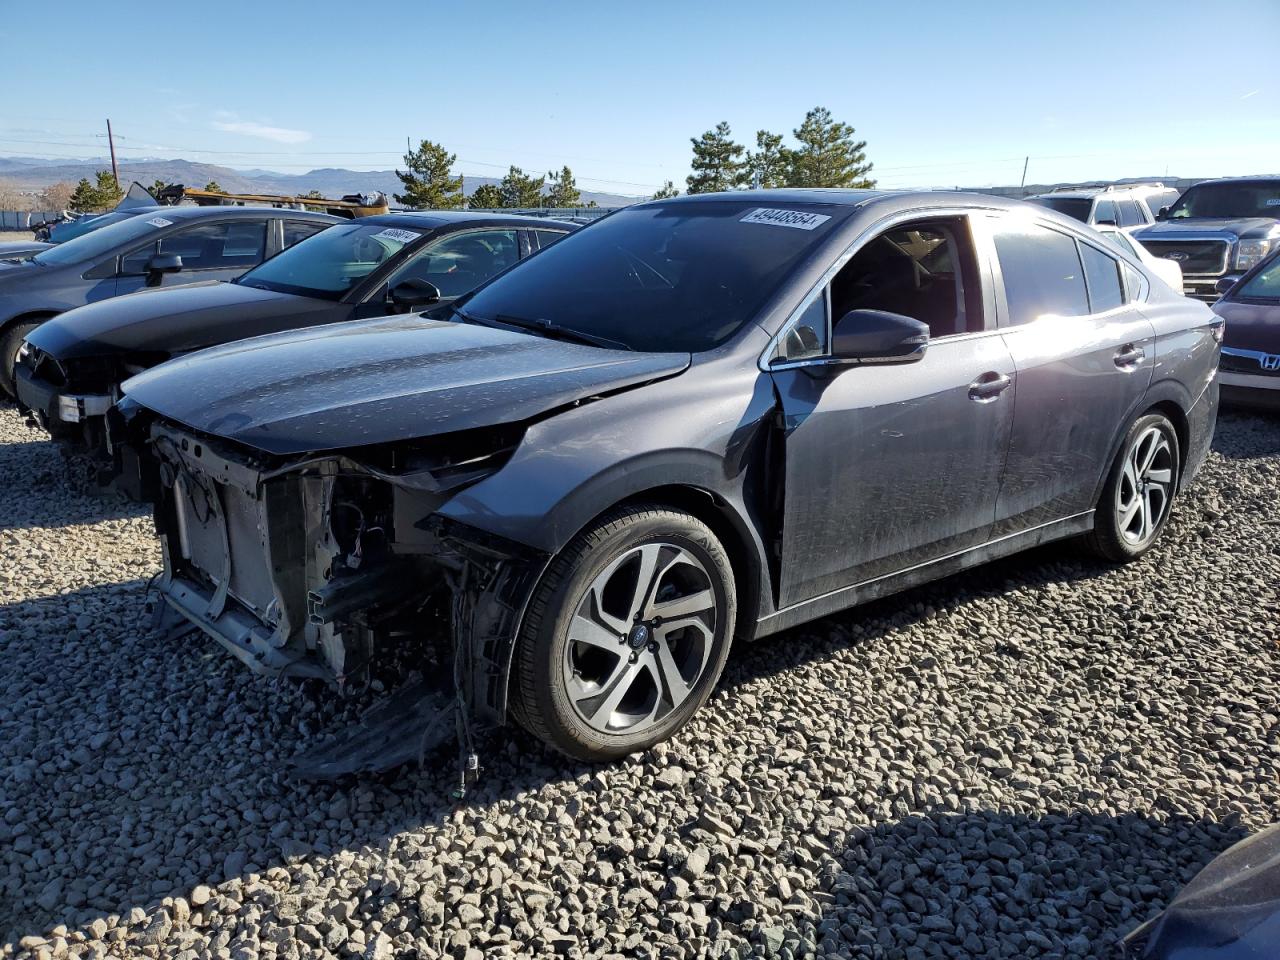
[0,320,41,399]
[510,505,736,761]
[1084,412,1180,562]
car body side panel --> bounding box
[435,343,780,621]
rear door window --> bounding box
[535,229,569,250]
[284,220,329,248]
[1092,199,1117,225]
[993,222,1090,324]
[1079,242,1125,312]
[1116,199,1145,227]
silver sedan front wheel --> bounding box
[563,542,716,736]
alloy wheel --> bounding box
[561,542,717,736]
[1115,425,1175,546]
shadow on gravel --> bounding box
[805,808,1248,957]
[1213,410,1280,461]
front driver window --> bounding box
[120,220,267,274]
[384,229,519,298]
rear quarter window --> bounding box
[993,222,1090,324]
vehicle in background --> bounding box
[152,184,391,219]
[0,205,340,398]
[0,183,162,259]
[1095,225,1183,291]
[1124,823,1280,958]
[1212,245,1280,410]
[1025,183,1178,228]
[1134,176,1280,301]
[16,212,573,454]
[108,189,1218,772]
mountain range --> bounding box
[0,156,643,208]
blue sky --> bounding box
[2,0,1276,195]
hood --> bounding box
[1136,218,1280,241]
[1214,299,1280,353]
[122,314,691,455]
[0,241,52,260]
[25,280,326,361]
[1134,824,1280,959]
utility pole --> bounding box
[1020,155,1029,192]
[106,119,119,190]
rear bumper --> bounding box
[1219,372,1280,411]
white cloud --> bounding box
[1240,89,1260,100]
[210,112,311,144]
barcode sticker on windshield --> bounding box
[740,208,831,230]
[146,217,173,228]
[373,228,420,244]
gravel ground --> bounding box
[1,400,1277,959]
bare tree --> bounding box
[0,179,33,211]
[40,181,75,212]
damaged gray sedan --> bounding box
[109,190,1220,771]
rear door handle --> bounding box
[1114,344,1145,368]
[968,371,1012,402]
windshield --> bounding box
[33,212,178,267]
[1026,197,1092,223]
[1236,256,1280,300]
[237,221,424,300]
[460,201,841,352]
[1167,182,1280,220]
[46,211,142,244]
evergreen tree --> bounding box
[786,107,874,188]
[68,171,124,212]
[468,184,504,209]
[300,189,327,200]
[394,139,465,209]
[544,166,582,207]
[744,130,791,189]
[651,181,680,200]
[150,179,173,197]
[498,166,546,208]
[686,122,745,194]
[204,181,226,194]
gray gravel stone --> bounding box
[1,402,1278,959]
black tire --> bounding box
[0,320,41,399]
[1084,412,1180,563]
[510,505,736,761]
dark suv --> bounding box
[1133,176,1280,301]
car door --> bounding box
[356,227,522,316]
[985,214,1155,536]
[115,218,271,294]
[768,214,1017,608]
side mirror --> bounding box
[145,253,183,287]
[1215,276,1240,297]
[832,309,929,364]
[388,278,442,311]
[1156,206,1170,221]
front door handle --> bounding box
[1114,344,1146,369]
[968,371,1012,402]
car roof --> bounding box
[1187,175,1280,185]
[149,205,340,222]
[361,210,577,230]
[645,187,1033,215]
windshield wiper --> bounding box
[454,306,631,351]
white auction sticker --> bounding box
[146,217,174,228]
[740,207,831,230]
[373,228,421,244]
[1267,198,1280,207]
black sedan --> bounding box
[0,205,340,398]
[17,212,572,451]
[1213,246,1280,410]
[111,190,1220,767]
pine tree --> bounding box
[498,166,546,208]
[68,171,124,212]
[150,179,173,197]
[394,139,465,209]
[745,130,791,189]
[786,107,874,189]
[686,122,745,194]
[204,181,226,194]
[652,181,680,200]
[544,166,582,208]
[468,184,504,209]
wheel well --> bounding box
[608,485,763,642]
[2,311,58,339]
[1144,399,1190,479]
